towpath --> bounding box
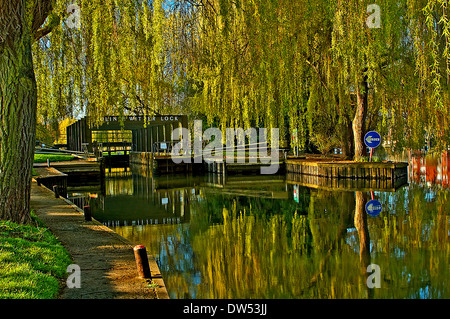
[30,180,169,299]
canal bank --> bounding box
[286,157,408,181]
[30,180,169,299]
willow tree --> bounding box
[329,0,450,155]
[3,0,450,223]
[170,0,450,157]
[32,0,177,127]
[1,0,178,223]
[403,0,450,151]
[0,0,53,223]
[166,0,390,156]
[167,1,306,144]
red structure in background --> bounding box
[426,156,438,185]
[409,150,450,189]
[409,150,422,185]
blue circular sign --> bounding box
[364,131,381,148]
[365,199,382,217]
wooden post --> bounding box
[84,205,92,221]
[53,185,59,198]
[133,245,151,279]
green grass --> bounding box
[354,156,383,162]
[104,151,124,156]
[34,153,75,163]
[0,212,72,299]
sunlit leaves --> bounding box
[31,0,450,151]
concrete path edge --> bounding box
[30,180,169,299]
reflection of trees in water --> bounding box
[189,193,360,298]
[192,206,315,298]
[369,185,450,298]
[189,188,450,298]
[354,191,373,298]
[192,188,309,225]
[104,169,133,196]
[114,223,197,299]
[116,183,450,299]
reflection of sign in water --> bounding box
[160,143,167,150]
[293,185,299,203]
[292,129,298,144]
[364,131,381,148]
[162,198,168,205]
[365,199,382,216]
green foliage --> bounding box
[31,0,450,153]
[0,213,72,299]
[35,123,55,146]
[33,153,75,163]
[146,281,160,289]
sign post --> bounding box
[292,129,298,156]
[364,131,381,162]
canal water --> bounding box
[68,154,450,299]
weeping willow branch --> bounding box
[31,0,54,41]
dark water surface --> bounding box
[68,154,450,299]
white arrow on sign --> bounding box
[367,203,381,212]
[365,135,380,144]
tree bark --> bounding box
[354,191,370,268]
[352,75,368,160]
[341,119,354,159]
[0,0,38,223]
[354,191,374,298]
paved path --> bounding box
[30,180,169,299]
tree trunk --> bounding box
[352,75,368,160]
[354,191,370,269]
[0,1,37,223]
[341,119,354,159]
[354,191,374,298]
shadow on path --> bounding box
[30,180,168,299]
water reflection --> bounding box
[409,151,450,190]
[67,157,450,299]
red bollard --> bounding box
[133,245,151,279]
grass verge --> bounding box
[34,153,75,163]
[0,212,72,299]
